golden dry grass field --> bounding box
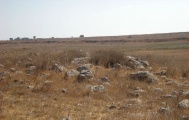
[0,32,189,120]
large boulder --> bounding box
[130,71,158,83]
[126,56,149,69]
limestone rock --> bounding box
[179,99,189,109]
[183,90,189,97]
[126,56,149,69]
[97,77,110,83]
[86,85,105,92]
[52,63,67,73]
[66,69,80,77]
[130,71,158,83]
[158,107,171,113]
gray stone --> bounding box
[126,56,149,69]
[127,98,142,104]
[183,90,189,97]
[162,94,177,98]
[10,68,16,72]
[180,115,189,120]
[78,69,93,82]
[109,105,116,109]
[97,77,110,82]
[113,63,122,70]
[66,69,80,77]
[61,89,67,93]
[0,64,4,68]
[158,107,171,113]
[52,63,67,72]
[77,65,93,82]
[130,71,158,83]
[76,64,92,72]
[87,85,105,92]
[154,88,163,92]
[179,99,189,109]
[25,66,36,74]
[155,70,167,76]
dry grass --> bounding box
[90,50,126,68]
[0,38,189,120]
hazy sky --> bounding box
[0,0,189,40]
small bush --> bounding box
[90,50,126,68]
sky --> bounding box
[0,0,189,40]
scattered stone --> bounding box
[127,98,142,104]
[180,115,189,120]
[66,69,80,77]
[127,92,140,97]
[113,63,122,70]
[179,99,189,109]
[123,104,133,108]
[109,105,117,109]
[52,63,67,72]
[72,57,90,64]
[171,91,179,95]
[0,77,5,81]
[130,71,158,83]
[134,89,146,93]
[126,56,149,69]
[97,77,110,83]
[25,63,34,68]
[10,68,16,72]
[27,58,32,61]
[78,70,93,82]
[154,88,163,92]
[87,85,105,92]
[62,114,71,120]
[0,72,5,77]
[25,66,36,74]
[41,73,50,78]
[76,64,92,72]
[27,86,34,89]
[61,89,67,93]
[15,71,23,74]
[162,94,177,98]
[155,70,167,76]
[77,65,93,82]
[0,64,4,68]
[158,107,171,113]
[183,90,189,97]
